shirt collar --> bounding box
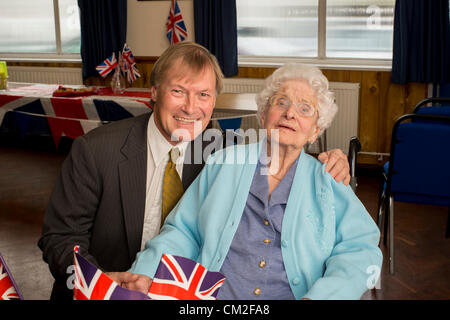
[147,113,189,166]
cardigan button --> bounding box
[253,288,261,295]
[281,240,288,248]
[258,259,266,268]
[292,277,301,285]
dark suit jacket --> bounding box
[38,112,218,299]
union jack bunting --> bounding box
[96,52,118,78]
[73,247,150,300]
[0,253,23,300]
[166,0,188,45]
[148,254,226,300]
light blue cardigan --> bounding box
[130,141,382,300]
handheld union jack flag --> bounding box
[96,52,118,78]
[73,247,225,300]
[166,0,188,45]
[148,254,226,300]
[73,247,150,300]
[0,253,23,300]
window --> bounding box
[0,0,81,57]
[237,0,395,66]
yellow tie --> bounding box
[161,148,184,226]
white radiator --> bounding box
[218,78,360,154]
[7,66,83,85]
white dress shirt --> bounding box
[140,113,189,250]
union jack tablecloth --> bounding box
[0,83,255,147]
[0,83,152,145]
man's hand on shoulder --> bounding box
[318,149,351,185]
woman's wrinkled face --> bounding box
[260,79,320,150]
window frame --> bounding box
[0,0,81,63]
[237,0,393,71]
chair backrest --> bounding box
[413,97,450,113]
[413,98,450,124]
[415,105,450,118]
[387,113,450,206]
[348,136,361,192]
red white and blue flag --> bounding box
[73,247,150,300]
[96,52,118,78]
[121,43,136,67]
[166,0,188,45]
[126,64,141,84]
[73,247,225,300]
[0,253,23,300]
[121,44,141,84]
[148,254,226,300]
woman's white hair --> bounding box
[256,63,338,135]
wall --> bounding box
[126,0,195,56]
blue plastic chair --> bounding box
[377,111,450,275]
[412,97,450,115]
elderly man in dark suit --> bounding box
[38,42,350,300]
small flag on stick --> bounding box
[95,52,118,78]
[121,43,140,84]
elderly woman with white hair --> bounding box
[126,63,382,300]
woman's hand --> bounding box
[107,272,153,294]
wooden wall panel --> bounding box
[7,59,427,166]
[360,71,381,158]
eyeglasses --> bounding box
[270,94,316,117]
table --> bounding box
[0,82,152,145]
[215,93,257,113]
[213,93,259,132]
[0,83,259,145]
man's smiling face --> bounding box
[151,57,217,145]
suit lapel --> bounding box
[118,113,150,262]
